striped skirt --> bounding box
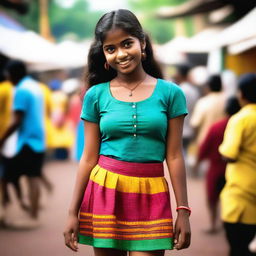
[78,155,174,251]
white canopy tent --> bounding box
[178,27,224,53]
[214,7,256,53]
[155,28,223,65]
[157,7,256,60]
[0,25,90,71]
[154,37,188,65]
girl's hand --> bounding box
[173,210,191,250]
[63,215,79,252]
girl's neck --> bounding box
[116,65,146,84]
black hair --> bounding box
[5,60,27,85]
[238,73,256,103]
[225,96,240,116]
[86,9,163,88]
[207,74,222,92]
[0,54,9,82]
[175,64,191,78]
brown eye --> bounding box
[124,41,132,48]
[106,47,115,54]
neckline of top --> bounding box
[107,78,160,104]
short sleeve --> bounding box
[219,115,243,159]
[80,86,99,123]
[168,85,188,119]
[13,88,29,112]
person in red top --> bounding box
[194,97,240,234]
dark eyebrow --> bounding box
[103,37,134,49]
[122,37,134,43]
[103,45,114,50]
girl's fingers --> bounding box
[64,231,78,252]
[176,230,191,250]
[174,228,180,249]
[72,232,79,250]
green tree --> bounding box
[2,0,40,32]
[49,0,103,41]
[128,0,188,44]
[2,0,103,41]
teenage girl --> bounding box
[64,9,191,256]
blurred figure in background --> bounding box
[221,70,237,98]
[219,73,256,256]
[173,64,200,155]
[0,56,12,142]
[190,74,226,146]
[39,81,54,193]
[62,78,83,160]
[0,60,45,227]
[0,58,29,223]
[49,78,74,159]
[194,97,240,234]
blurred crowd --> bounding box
[0,58,255,255]
[0,57,85,229]
[171,64,256,255]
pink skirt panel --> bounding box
[98,155,164,177]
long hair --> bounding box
[85,9,163,88]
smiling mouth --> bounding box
[117,59,132,67]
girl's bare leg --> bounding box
[129,250,165,256]
[94,247,127,256]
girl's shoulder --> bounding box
[157,79,184,96]
[85,82,109,98]
[158,79,181,90]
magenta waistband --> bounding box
[98,155,164,177]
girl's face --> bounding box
[102,28,145,75]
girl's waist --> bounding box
[98,155,164,177]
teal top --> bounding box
[81,79,188,163]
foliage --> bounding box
[2,0,103,41]
[2,0,192,44]
[49,0,103,41]
[2,0,40,32]
[129,0,187,10]
[128,0,188,44]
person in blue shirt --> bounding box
[0,60,45,226]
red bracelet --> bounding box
[176,206,191,216]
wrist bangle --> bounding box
[176,206,191,216]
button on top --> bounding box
[132,104,136,108]
[133,134,137,137]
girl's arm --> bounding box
[64,121,100,252]
[166,115,191,250]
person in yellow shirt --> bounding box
[219,73,256,256]
[0,80,13,139]
[0,80,13,209]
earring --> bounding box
[142,50,146,61]
[104,62,109,70]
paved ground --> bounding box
[0,160,228,256]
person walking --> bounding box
[173,64,200,154]
[0,65,30,223]
[0,60,46,227]
[190,74,226,146]
[219,73,256,256]
[64,9,191,256]
[193,97,240,234]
